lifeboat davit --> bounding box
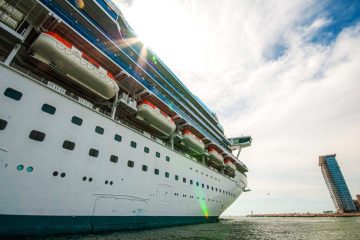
[208,147,224,167]
[136,100,176,136]
[182,130,205,155]
[224,159,236,175]
[30,32,119,99]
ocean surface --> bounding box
[25,217,360,240]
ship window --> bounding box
[114,134,122,142]
[202,184,205,188]
[127,160,134,168]
[144,147,149,153]
[82,176,87,181]
[207,185,209,189]
[89,148,99,157]
[142,165,148,172]
[216,188,218,192]
[165,172,169,178]
[60,173,66,178]
[89,177,93,182]
[211,187,214,191]
[0,119,7,130]
[130,141,137,148]
[190,180,193,185]
[95,126,104,135]
[53,171,58,176]
[183,177,186,183]
[29,130,46,142]
[41,104,56,115]
[166,156,170,162]
[156,152,160,158]
[62,140,75,150]
[175,175,179,180]
[110,155,118,163]
[196,182,199,187]
[71,116,83,126]
[4,88,22,101]
[17,165,24,171]
[154,169,159,175]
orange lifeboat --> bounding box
[208,147,224,167]
[136,100,176,136]
[224,159,236,175]
[30,32,119,99]
[182,130,205,155]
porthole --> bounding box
[127,160,134,168]
[41,104,56,115]
[165,172,169,178]
[175,175,179,181]
[95,126,104,135]
[110,155,118,163]
[144,147,149,153]
[130,141,137,148]
[155,152,160,158]
[29,130,46,142]
[154,169,159,175]
[53,171,58,176]
[82,176,87,181]
[0,119,8,130]
[89,177,93,182]
[142,165,148,172]
[166,156,170,162]
[26,166,33,173]
[114,134,122,142]
[4,88,22,101]
[105,180,109,184]
[71,116,83,126]
[89,148,99,157]
[16,165,24,171]
[63,140,75,150]
[60,173,66,178]
[110,181,113,185]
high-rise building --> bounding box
[319,154,356,213]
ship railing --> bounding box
[1,59,239,182]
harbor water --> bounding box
[24,216,360,240]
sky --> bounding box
[114,0,360,215]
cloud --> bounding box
[118,0,360,215]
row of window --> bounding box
[125,159,236,197]
[3,87,236,197]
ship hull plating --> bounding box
[0,63,246,235]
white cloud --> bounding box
[118,0,360,215]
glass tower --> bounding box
[319,154,356,213]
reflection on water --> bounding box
[27,217,360,240]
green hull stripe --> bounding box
[0,215,218,236]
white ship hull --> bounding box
[0,63,247,235]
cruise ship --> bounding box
[0,0,252,235]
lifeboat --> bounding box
[30,32,119,99]
[224,159,236,175]
[136,100,176,136]
[208,147,224,167]
[182,130,205,155]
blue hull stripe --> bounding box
[0,215,218,236]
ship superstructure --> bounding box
[0,0,251,235]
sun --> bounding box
[116,0,202,69]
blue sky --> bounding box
[117,0,360,215]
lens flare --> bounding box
[194,188,209,219]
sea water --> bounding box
[25,217,360,240]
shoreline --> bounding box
[246,213,360,217]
